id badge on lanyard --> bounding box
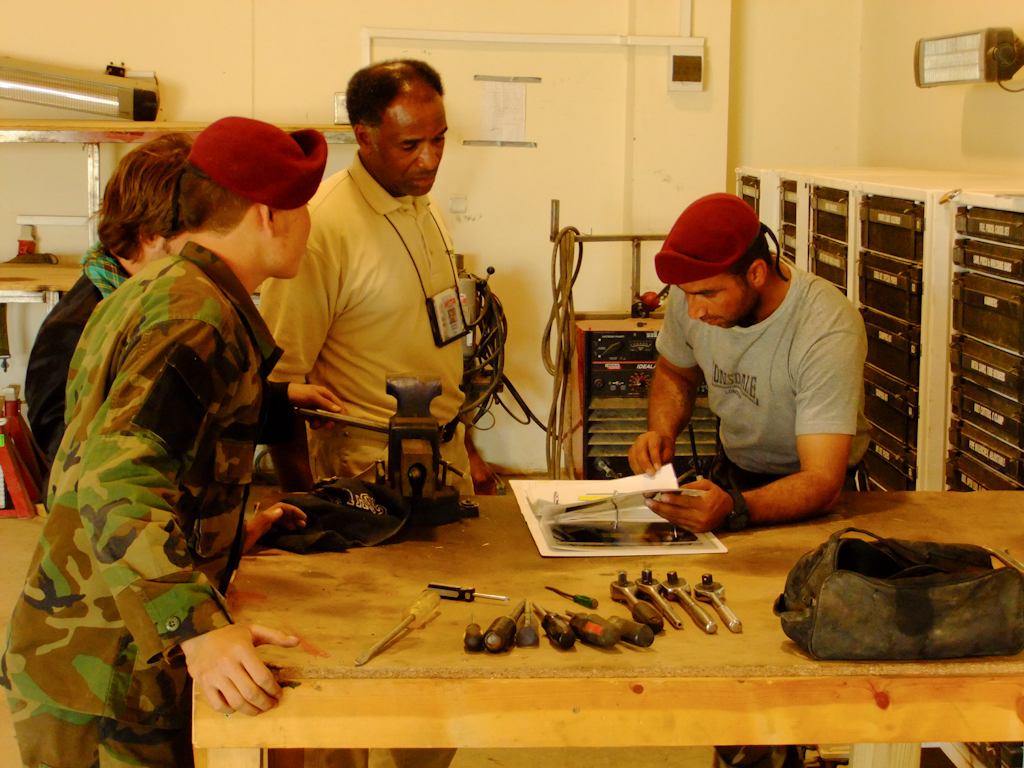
[426,286,469,347]
[387,209,469,348]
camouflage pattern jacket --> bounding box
[2,242,283,728]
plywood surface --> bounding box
[0,263,80,292]
[195,491,1024,750]
[228,491,1024,680]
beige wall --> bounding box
[858,0,1024,174]
[727,0,863,174]
[0,0,732,473]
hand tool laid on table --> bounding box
[694,573,742,633]
[464,613,484,652]
[567,611,621,648]
[545,586,599,609]
[606,616,655,647]
[516,600,540,647]
[661,571,717,634]
[610,572,665,633]
[531,602,576,650]
[428,583,509,602]
[484,599,527,653]
[636,569,685,629]
[355,589,441,666]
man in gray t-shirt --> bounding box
[628,193,869,533]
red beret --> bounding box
[655,193,762,285]
[188,117,328,210]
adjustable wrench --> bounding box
[610,572,665,633]
[693,573,742,633]
[635,569,685,629]
[661,571,717,634]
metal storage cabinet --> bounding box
[948,191,1024,490]
[740,167,1024,491]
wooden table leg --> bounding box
[850,743,922,768]
[196,747,263,768]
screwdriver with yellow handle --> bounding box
[354,589,441,666]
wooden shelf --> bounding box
[0,120,356,144]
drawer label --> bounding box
[878,213,903,226]
[818,252,843,269]
[968,438,1007,467]
[873,387,889,402]
[970,359,1008,382]
[980,222,1011,238]
[878,330,893,343]
[974,403,1005,425]
[973,255,1013,273]
[959,472,981,491]
[873,445,892,462]
[984,296,999,308]
[873,270,898,286]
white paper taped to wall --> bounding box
[480,80,526,142]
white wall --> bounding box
[0,0,733,474]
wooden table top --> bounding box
[196,490,1024,751]
[0,263,80,293]
[230,490,1024,680]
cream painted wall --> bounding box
[858,0,1024,175]
[0,0,732,474]
[727,0,863,176]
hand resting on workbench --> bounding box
[257,477,411,554]
[244,502,307,554]
[180,624,299,716]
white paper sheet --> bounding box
[480,81,526,142]
[510,466,727,558]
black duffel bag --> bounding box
[774,527,1024,660]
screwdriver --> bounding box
[464,613,484,652]
[516,601,540,647]
[355,589,440,666]
[531,601,576,650]
[483,599,526,653]
[428,583,509,603]
[545,586,599,609]
[567,611,621,648]
[606,616,655,648]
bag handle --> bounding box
[828,527,883,544]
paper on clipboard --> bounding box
[510,465,727,558]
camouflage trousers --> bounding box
[6,694,194,768]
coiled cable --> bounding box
[542,227,584,478]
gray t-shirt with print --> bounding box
[656,267,870,475]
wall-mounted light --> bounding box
[914,27,1024,88]
[0,56,159,120]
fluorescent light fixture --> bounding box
[0,56,159,120]
[915,28,1024,87]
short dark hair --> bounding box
[346,59,444,127]
[178,170,253,235]
[98,133,193,261]
[726,225,772,279]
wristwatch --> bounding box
[723,486,750,532]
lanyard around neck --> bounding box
[383,207,459,302]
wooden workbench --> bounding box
[0,262,79,291]
[194,491,1024,765]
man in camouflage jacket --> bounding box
[2,117,330,767]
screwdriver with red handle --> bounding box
[567,611,621,648]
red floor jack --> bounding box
[0,387,47,518]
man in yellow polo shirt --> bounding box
[261,59,471,497]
